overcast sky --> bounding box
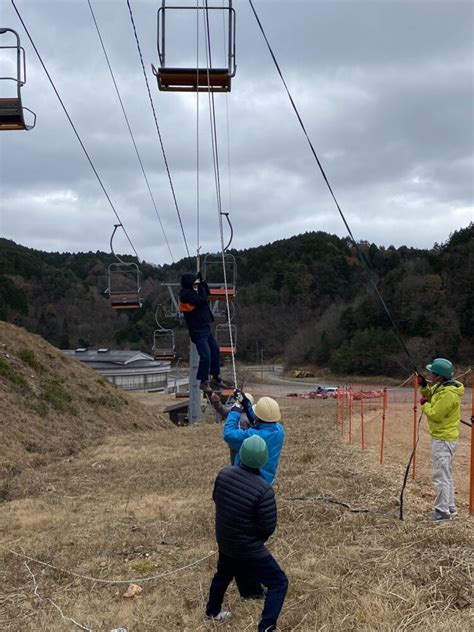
[0,0,472,265]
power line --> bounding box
[86,0,174,262]
[10,0,140,262]
[125,0,191,260]
[248,0,419,375]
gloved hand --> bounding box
[234,389,251,410]
[416,374,427,388]
[420,397,428,405]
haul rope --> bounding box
[248,0,420,376]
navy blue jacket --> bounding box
[179,273,214,333]
[213,464,277,560]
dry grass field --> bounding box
[0,326,472,630]
[1,392,472,631]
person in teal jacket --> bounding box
[223,395,285,486]
[418,358,464,522]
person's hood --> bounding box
[181,272,198,289]
[440,380,465,399]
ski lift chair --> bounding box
[107,262,143,310]
[106,224,143,310]
[152,328,176,360]
[0,28,36,130]
[203,252,237,301]
[216,323,237,355]
[153,1,236,93]
[161,283,183,320]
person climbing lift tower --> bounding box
[179,271,224,394]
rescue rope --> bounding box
[455,367,472,380]
[202,2,237,387]
[88,0,174,263]
[11,0,140,262]
[399,413,423,521]
[248,0,420,377]
[9,549,215,585]
[386,374,414,390]
[126,0,190,260]
[196,2,201,266]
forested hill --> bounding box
[0,224,472,376]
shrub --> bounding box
[40,378,78,415]
[17,349,43,372]
[0,357,29,388]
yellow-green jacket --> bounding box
[420,380,464,440]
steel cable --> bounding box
[87,0,174,262]
[248,0,420,376]
[202,1,237,388]
[126,0,191,259]
[11,0,140,261]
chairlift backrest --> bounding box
[107,261,143,309]
[0,28,36,130]
[153,1,236,92]
[152,328,176,360]
[216,323,237,354]
[203,253,237,299]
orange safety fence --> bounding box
[242,368,472,515]
[335,370,473,515]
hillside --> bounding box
[1,223,473,376]
[0,322,171,500]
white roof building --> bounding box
[63,348,171,391]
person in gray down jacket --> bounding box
[205,435,288,632]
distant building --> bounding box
[63,348,170,391]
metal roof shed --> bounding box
[63,348,171,391]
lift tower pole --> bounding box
[188,340,201,423]
[188,251,202,424]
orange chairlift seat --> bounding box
[208,286,236,299]
[153,1,236,93]
[216,323,237,355]
[0,28,36,131]
[106,225,143,310]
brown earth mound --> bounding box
[0,322,172,499]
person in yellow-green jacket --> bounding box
[418,358,464,522]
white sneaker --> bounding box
[205,611,232,623]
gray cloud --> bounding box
[0,0,472,265]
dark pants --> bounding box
[206,552,288,632]
[190,325,220,383]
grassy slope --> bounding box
[0,321,171,500]
[0,398,471,631]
